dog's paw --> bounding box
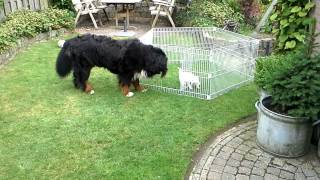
[89,90,95,95]
[126,92,134,97]
[141,89,148,93]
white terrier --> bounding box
[178,68,200,90]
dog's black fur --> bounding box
[56,34,167,94]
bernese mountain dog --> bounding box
[56,34,168,97]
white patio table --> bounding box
[100,0,142,33]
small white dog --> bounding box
[57,40,65,48]
[178,68,200,90]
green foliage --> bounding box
[257,46,320,120]
[0,8,74,54]
[254,54,290,90]
[269,0,315,51]
[50,0,74,11]
[175,0,244,27]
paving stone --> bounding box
[258,156,271,164]
[244,141,258,148]
[221,172,235,180]
[310,160,320,167]
[231,152,243,161]
[207,171,221,180]
[217,151,231,160]
[301,162,314,169]
[191,174,200,180]
[264,173,279,180]
[220,136,234,145]
[307,176,319,180]
[210,164,224,173]
[227,158,241,167]
[235,174,250,180]
[279,170,294,179]
[239,133,251,140]
[203,156,214,170]
[221,146,235,154]
[241,160,254,168]
[252,167,265,176]
[238,144,250,152]
[283,164,297,173]
[306,176,319,180]
[227,137,243,147]
[267,167,281,176]
[245,154,258,162]
[272,158,285,167]
[213,158,227,166]
[286,159,303,166]
[223,165,237,175]
[237,149,247,155]
[254,160,268,169]
[199,169,208,180]
[250,174,264,180]
[295,172,307,180]
[238,166,251,175]
[313,167,320,174]
[250,148,263,156]
[301,167,317,177]
[210,145,222,156]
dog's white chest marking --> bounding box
[133,70,147,80]
[58,40,65,48]
[178,68,200,90]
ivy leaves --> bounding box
[270,1,315,51]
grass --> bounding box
[0,38,258,179]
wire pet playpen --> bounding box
[139,27,260,100]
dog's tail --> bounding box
[56,42,72,77]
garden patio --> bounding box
[0,0,320,179]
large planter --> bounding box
[256,96,313,157]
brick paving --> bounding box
[189,121,320,180]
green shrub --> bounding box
[50,0,74,11]
[258,48,320,120]
[0,8,74,54]
[254,54,290,90]
[175,0,244,27]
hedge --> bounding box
[0,8,74,54]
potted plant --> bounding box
[255,44,320,157]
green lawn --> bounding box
[0,38,258,179]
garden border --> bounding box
[0,28,68,67]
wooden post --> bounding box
[313,0,320,52]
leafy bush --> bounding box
[257,46,320,120]
[254,54,290,90]
[175,0,244,27]
[50,0,74,11]
[0,8,74,54]
[269,0,315,51]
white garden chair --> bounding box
[150,0,175,28]
[72,0,103,29]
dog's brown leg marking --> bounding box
[132,80,144,92]
[85,81,93,93]
[121,84,130,96]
